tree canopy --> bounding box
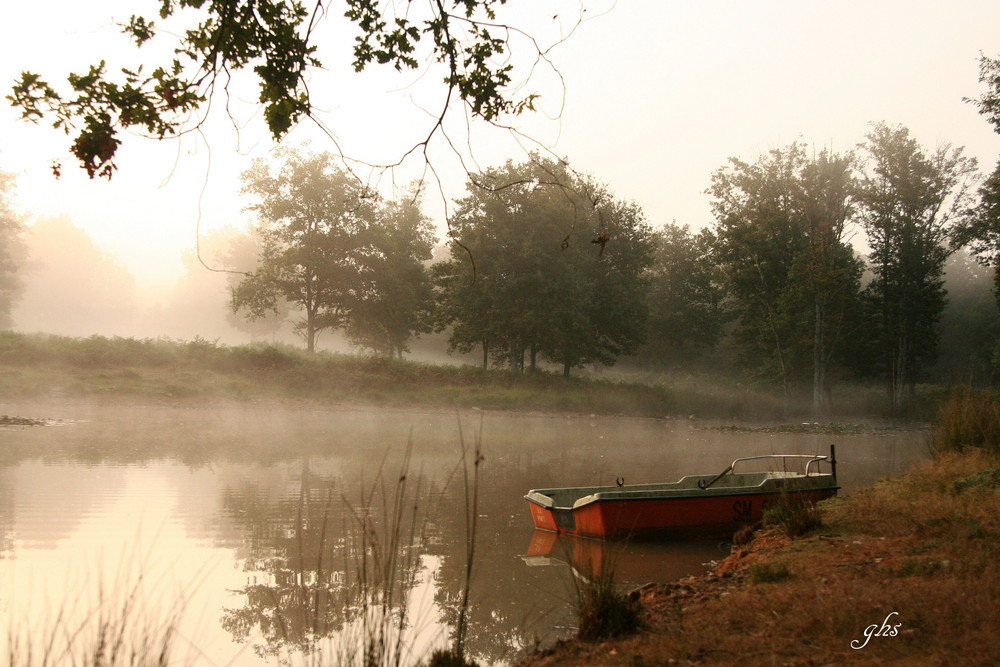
[858,122,978,408]
[434,156,653,376]
[231,148,436,355]
[953,53,1000,303]
[231,148,381,352]
[708,142,863,408]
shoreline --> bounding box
[516,450,1000,666]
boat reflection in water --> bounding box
[523,529,727,585]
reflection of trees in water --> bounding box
[424,459,578,663]
[219,456,429,662]
[216,449,602,665]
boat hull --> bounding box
[526,479,837,540]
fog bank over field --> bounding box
[9,215,472,366]
[13,216,256,343]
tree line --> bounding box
[4,52,1000,413]
[205,117,994,414]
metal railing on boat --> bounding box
[697,445,837,490]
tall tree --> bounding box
[788,150,864,411]
[709,143,862,409]
[0,170,25,329]
[709,144,806,392]
[857,122,978,409]
[953,54,1000,307]
[345,186,437,359]
[231,148,379,353]
[435,156,654,376]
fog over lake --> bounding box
[0,401,927,665]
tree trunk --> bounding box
[481,340,489,370]
[563,358,571,378]
[891,333,907,412]
[306,310,316,354]
[753,255,789,398]
[529,344,537,372]
[812,301,826,414]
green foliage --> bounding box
[8,0,545,178]
[645,223,727,363]
[858,123,979,410]
[345,184,437,359]
[231,148,435,356]
[967,53,1000,135]
[434,155,655,376]
[763,491,823,538]
[707,143,863,408]
[951,467,1000,494]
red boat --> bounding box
[525,447,838,540]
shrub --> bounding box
[572,559,643,641]
[763,490,822,537]
[933,386,1000,455]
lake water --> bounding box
[0,401,929,665]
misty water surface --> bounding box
[0,402,928,665]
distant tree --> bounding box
[222,227,290,342]
[231,148,379,353]
[932,250,1000,384]
[857,122,978,409]
[14,216,136,336]
[435,156,654,376]
[0,170,26,329]
[345,186,436,359]
[708,143,862,409]
[644,223,726,364]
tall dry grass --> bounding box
[3,547,190,667]
[932,385,1000,455]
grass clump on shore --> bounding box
[567,547,643,642]
[932,385,1000,454]
[762,489,823,538]
[574,575,643,642]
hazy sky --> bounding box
[2,0,1000,289]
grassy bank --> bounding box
[0,332,937,420]
[520,448,1000,666]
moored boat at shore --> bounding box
[525,446,839,539]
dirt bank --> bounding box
[518,451,1000,666]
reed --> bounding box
[224,425,486,667]
[3,545,190,667]
[932,385,1000,455]
[762,488,823,538]
[563,542,642,642]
